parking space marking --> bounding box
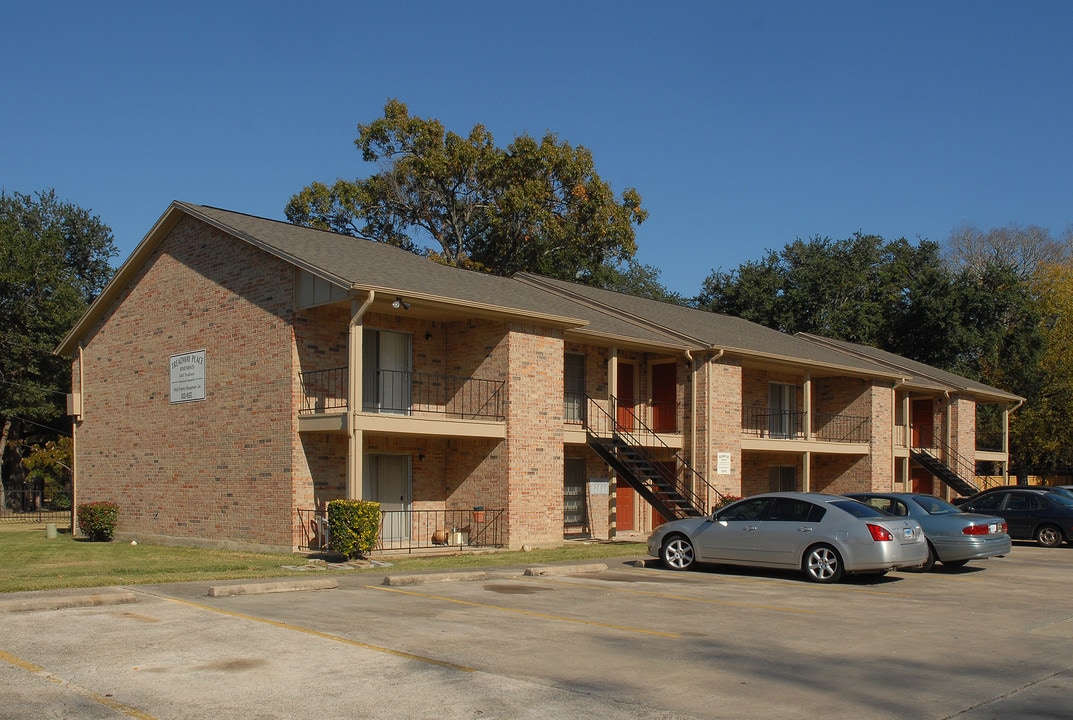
[369,585,681,637]
[0,647,159,720]
[527,576,818,614]
[148,593,477,672]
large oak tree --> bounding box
[286,99,648,285]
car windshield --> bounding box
[912,496,962,515]
[830,500,887,518]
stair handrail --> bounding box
[584,395,725,514]
[911,437,981,494]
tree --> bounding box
[1007,261,1073,475]
[0,190,116,497]
[945,222,1073,279]
[696,234,954,350]
[286,99,647,283]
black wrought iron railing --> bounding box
[585,395,722,516]
[742,408,870,443]
[0,488,71,525]
[297,507,505,553]
[566,392,679,433]
[299,367,505,420]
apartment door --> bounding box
[769,383,797,439]
[366,454,411,541]
[564,353,586,425]
[363,329,412,414]
[651,363,676,433]
[617,361,636,430]
[616,481,635,532]
[911,399,934,449]
[911,468,934,494]
[564,459,588,533]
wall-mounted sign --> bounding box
[716,452,732,475]
[170,350,206,404]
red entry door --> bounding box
[911,399,934,448]
[651,363,676,433]
[617,362,636,430]
[616,481,635,531]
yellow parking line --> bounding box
[0,648,159,720]
[369,585,682,637]
[152,594,476,672]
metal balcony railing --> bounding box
[742,408,870,444]
[297,507,505,553]
[299,367,505,420]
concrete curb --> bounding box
[382,571,488,586]
[207,578,339,597]
[523,563,608,577]
[0,591,139,613]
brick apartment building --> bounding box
[56,202,1023,552]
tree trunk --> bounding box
[0,418,9,510]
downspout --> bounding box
[346,291,375,500]
[893,378,909,491]
[705,349,724,506]
[72,344,84,534]
[684,349,695,469]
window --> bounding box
[765,498,825,523]
[564,354,586,424]
[768,383,798,438]
[769,466,796,492]
[564,459,587,530]
[969,493,1007,512]
[719,497,772,521]
[363,329,412,414]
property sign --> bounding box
[716,452,732,475]
[170,350,206,403]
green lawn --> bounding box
[0,527,647,593]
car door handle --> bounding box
[798,527,814,532]
[744,525,758,531]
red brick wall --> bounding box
[504,323,564,547]
[73,215,298,550]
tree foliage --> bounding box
[0,189,116,486]
[286,99,648,284]
[945,222,1072,279]
[697,226,1068,475]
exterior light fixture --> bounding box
[392,296,410,310]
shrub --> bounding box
[326,500,380,558]
[77,501,119,541]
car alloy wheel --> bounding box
[1036,524,1063,548]
[804,544,844,584]
[661,535,696,571]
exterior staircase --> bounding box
[583,396,721,520]
[911,444,980,497]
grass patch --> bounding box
[0,528,648,593]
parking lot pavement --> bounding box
[2,544,1073,719]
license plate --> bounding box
[903,528,915,539]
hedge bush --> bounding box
[326,499,381,558]
[77,501,119,541]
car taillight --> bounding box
[866,524,894,541]
[963,522,1007,535]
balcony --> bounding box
[742,408,870,447]
[299,367,506,438]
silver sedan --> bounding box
[847,492,1011,570]
[648,492,927,583]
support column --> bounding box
[347,292,374,500]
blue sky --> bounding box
[4,1,1071,296]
